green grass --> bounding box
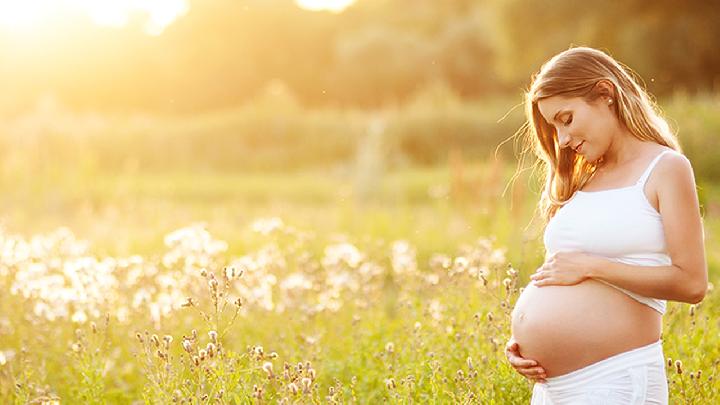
[0,162,717,403]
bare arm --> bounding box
[587,153,708,303]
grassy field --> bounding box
[0,162,718,403]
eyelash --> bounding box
[563,115,573,126]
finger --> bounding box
[521,367,547,376]
[534,278,552,286]
[509,357,538,368]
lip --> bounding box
[574,141,584,153]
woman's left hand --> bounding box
[530,251,603,287]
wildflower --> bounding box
[224,266,237,279]
[209,330,218,344]
[163,335,173,349]
[151,334,160,347]
[385,378,396,390]
[136,332,144,343]
[467,356,474,370]
[270,352,278,359]
[457,369,464,379]
[192,355,200,366]
[181,297,194,307]
[288,382,299,395]
[263,361,274,378]
[414,322,422,332]
[90,322,97,334]
[206,343,216,358]
[308,368,316,380]
[697,370,703,380]
[301,377,312,393]
[689,304,696,317]
[199,349,207,361]
[385,342,394,354]
[667,357,672,368]
[675,359,683,375]
[487,312,494,322]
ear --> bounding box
[593,79,616,101]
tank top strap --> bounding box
[635,150,676,187]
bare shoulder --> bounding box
[643,147,694,212]
[654,149,696,201]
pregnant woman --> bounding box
[505,47,708,404]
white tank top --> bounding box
[543,149,680,315]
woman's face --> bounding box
[537,95,619,163]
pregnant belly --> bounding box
[511,279,662,377]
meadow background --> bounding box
[0,0,719,403]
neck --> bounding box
[598,129,645,170]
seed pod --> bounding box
[263,362,274,378]
[301,377,312,393]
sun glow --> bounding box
[295,0,355,13]
[0,0,189,35]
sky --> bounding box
[0,0,355,36]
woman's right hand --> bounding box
[504,337,547,383]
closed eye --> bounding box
[563,115,573,126]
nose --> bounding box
[557,130,572,149]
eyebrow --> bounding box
[552,109,569,122]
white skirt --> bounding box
[530,339,668,404]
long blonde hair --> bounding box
[520,46,682,225]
